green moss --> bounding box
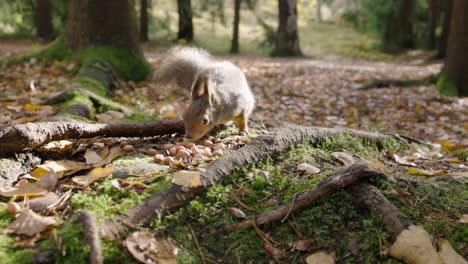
[436,74,458,97]
[76,46,151,82]
[67,77,107,97]
[123,110,157,123]
[101,236,138,264]
[452,149,468,161]
[53,216,90,264]
[58,91,95,118]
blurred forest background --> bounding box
[0,0,452,58]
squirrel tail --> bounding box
[153,45,212,89]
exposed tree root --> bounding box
[225,164,387,232]
[348,182,414,238]
[103,125,391,236]
[76,210,103,264]
[358,75,435,90]
[0,120,185,156]
[0,153,41,191]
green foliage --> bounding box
[452,149,468,161]
[53,216,90,264]
[436,74,459,97]
[343,0,430,52]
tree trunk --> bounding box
[436,0,452,58]
[177,0,194,41]
[316,0,322,23]
[140,0,150,42]
[441,0,468,96]
[399,0,415,49]
[230,0,241,54]
[35,0,54,41]
[427,0,438,49]
[274,0,302,56]
[65,0,140,52]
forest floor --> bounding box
[0,39,467,263]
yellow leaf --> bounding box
[408,168,447,177]
[30,160,88,178]
[0,173,61,197]
[172,170,202,188]
[23,103,42,111]
[72,166,113,186]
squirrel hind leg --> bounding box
[234,114,249,134]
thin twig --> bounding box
[251,221,280,246]
[187,223,206,264]
[281,193,298,223]
[230,193,257,212]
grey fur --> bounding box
[154,46,255,140]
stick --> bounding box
[226,164,387,232]
[0,120,185,155]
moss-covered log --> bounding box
[0,120,185,156]
[103,125,392,236]
[226,164,388,232]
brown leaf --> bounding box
[30,160,89,178]
[72,167,113,186]
[297,163,321,175]
[111,178,148,193]
[293,238,317,251]
[228,207,246,218]
[3,209,57,236]
[263,242,286,259]
[172,170,202,188]
[0,172,61,197]
[124,231,177,264]
[331,152,363,166]
[305,251,336,264]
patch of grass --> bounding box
[436,74,458,97]
[452,149,468,161]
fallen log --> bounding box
[225,164,387,232]
[103,125,391,236]
[348,182,413,238]
[0,120,185,156]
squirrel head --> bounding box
[183,76,219,141]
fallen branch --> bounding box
[348,182,413,239]
[0,120,185,155]
[103,125,391,236]
[225,164,387,232]
[76,210,103,264]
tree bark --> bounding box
[316,0,322,23]
[442,0,468,96]
[140,0,150,42]
[399,0,415,49]
[427,0,438,49]
[0,120,185,156]
[177,0,194,41]
[349,183,414,238]
[35,0,54,41]
[226,164,387,232]
[230,0,241,54]
[103,125,391,236]
[274,0,302,56]
[65,0,140,52]
[436,0,452,58]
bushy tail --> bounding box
[153,46,213,89]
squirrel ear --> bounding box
[191,77,205,100]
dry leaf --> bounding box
[0,172,61,197]
[293,239,317,251]
[124,231,177,264]
[228,207,246,218]
[3,209,57,236]
[94,146,126,167]
[30,160,88,178]
[84,149,103,165]
[72,167,113,186]
[297,163,320,175]
[389,225,443,264]
[305,251,336,264]
[386,149,417,167]
[331,152,362,166]
[111,178,148,193]
[172,170,202,188]
[459,215,468,224]
[367,160,387,173]
[263,242,286,259]
[438,240,467,264]
[408,168,448,177]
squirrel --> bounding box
[154,46,255,140]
